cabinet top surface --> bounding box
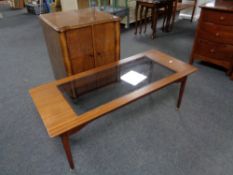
[39,8,120,32]
[200,0,233,11]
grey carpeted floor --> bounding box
[0,5,233,175]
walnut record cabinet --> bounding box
[190,0,233,80]
[40,8,120,79]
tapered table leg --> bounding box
[189,55,194,64]
[61,134,74,169]
[177,77,187,109]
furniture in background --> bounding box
[118,0,137,27]
[170,0,197,30]
[25,0,59,15]
[78,0,89,8]
[107,0,129,28]
[40,8,120,79]
[8,0,24,8]
[59,0,90,11]
[29,50,197,169]
[135,0,174,39]
[60,0,78,11]
[190,0,233,80]
[25,1,49,15]
[0,0,9,17]
[90,0,130,28]
[59,0,129,28]
[60,0,89,11]
[49,0,61,12]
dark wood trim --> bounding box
[177,77,187,109]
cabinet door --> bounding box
[93,22,120,67]
[66,27,95,74]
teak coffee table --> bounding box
[29,50,197,169]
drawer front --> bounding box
[202,9,233,26]
[199,22,233,45]
[194,39,233,61]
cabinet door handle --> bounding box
[215,32,220,37]
[88,54,94,57]
[210,49,215,53]
[220,16,225,20]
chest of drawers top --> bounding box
[200,0,233,12]
[40,8,120,32]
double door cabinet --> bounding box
[190,0,233,80]
[40,9,120,79]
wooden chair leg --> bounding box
[152,7,158,39]
[125,11,130,29]
[134,1,139,35]
[61,134,75,169]
[170,9,176,30]
[168,0,177,31]
[144,7,149,33]
[151,16,153,29]
[191,0,197,22]
[162,4,168,31]
[139,5,144,34]
[177,77,187,109]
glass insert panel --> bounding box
[58,56,175,115]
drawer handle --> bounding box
[210,49,215,53]
[215,32,220,37]
[220,16,225,20]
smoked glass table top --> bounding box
[29,50,197,138]
[58,56,174,115]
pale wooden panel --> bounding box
[93,22,117,66]
[66,27,95,73]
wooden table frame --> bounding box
[29,50,197,169]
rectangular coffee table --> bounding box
[29,50,197,169]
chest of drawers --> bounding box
[190,0,233,80]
